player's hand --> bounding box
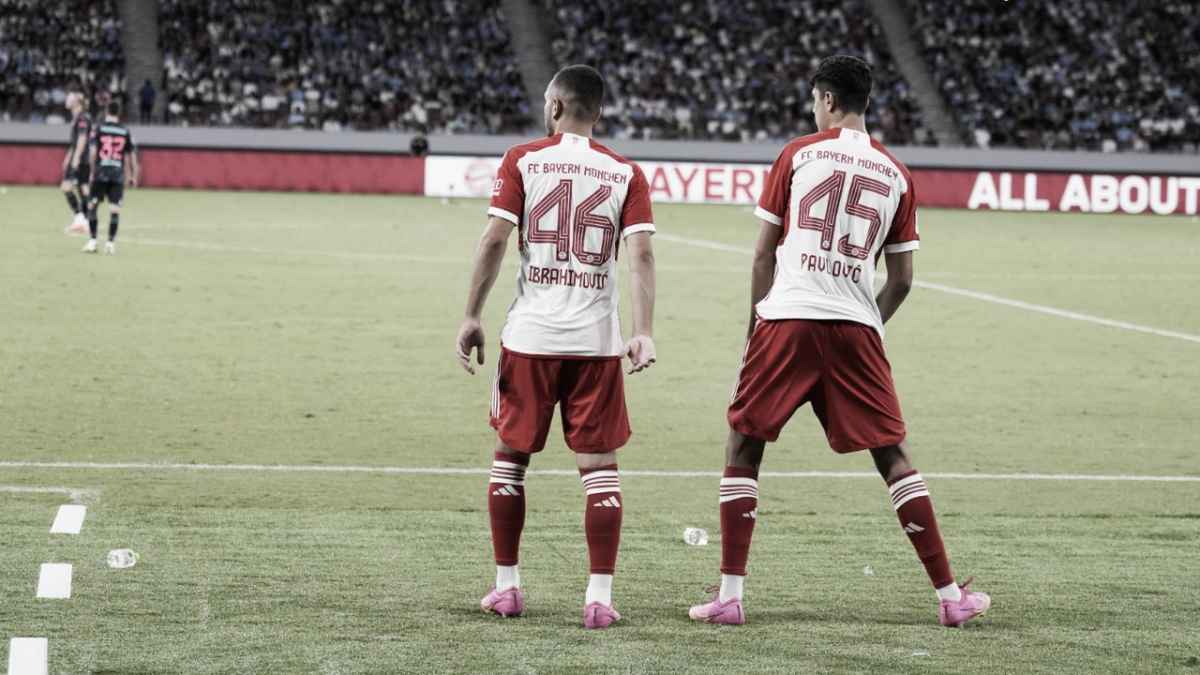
[455,318,486,375]
[624,334,656,374]
[126,176,138,188]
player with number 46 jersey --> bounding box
[689,55,991,629]
[455,65,656,630]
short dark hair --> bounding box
[812,55,873,115]
[107,100,122,117]
[551,65,605,120]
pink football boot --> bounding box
[583,602,621,629]
[688,594,745,625]
[480,587,524,617]
[939,577,991,627]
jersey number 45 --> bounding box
[526,180,614,266]
[798,170,891,260]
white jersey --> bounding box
[488,132,655,357]
[753,127,919,335]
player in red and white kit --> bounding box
[455,65,657,629]
[688,56,990,627]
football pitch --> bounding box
[1,185,1198,673]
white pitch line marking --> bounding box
[123,236,459,264]
[0,460,1195,482]
[35,563,72,599]
[7,637,48,675]
[0,485,92,502]
[654,233,1200,344]
[49,504,87,534]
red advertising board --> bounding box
[5,144,1197,215]
[0,145,424,194]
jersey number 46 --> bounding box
[527,180,615,266]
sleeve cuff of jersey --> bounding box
[487,206,520,225]
[622,223,655,238]
[884,240,920,254]
[754,206,782,226]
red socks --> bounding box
[719,466,759,576]
[580,465,622,574]
[487,451,529,566]
[887,471,954,589]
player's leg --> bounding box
[61,174,87,233]
[82,188,102,253]
[576,449,621,627]
[691,320,819,625]
[480,348,557,617]
[822,322,990,626]
[716,430,764,601]
[105,192,123,254]
[871,443,990,626]
[560,357,630,629]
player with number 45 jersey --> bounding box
[455,65,656,629]
[689,56,990,628]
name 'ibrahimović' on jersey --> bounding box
[488,132,655,357]
[754,127,919,336]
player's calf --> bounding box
[482,448,528,617]
[579,452,622,628]
[872,444,990,625]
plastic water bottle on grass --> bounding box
[107,549,139,569]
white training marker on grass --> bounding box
[35,563,73,599]
[7,637,49,675]
[49,504,87,534]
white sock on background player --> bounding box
[495,565,520,591]
[585,573,613,606]
[719,573,744,602]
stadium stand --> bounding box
[156,0,530,132]
[541,0,932,145]
[0,0,125,123]
[908,0,1200,152]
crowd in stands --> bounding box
[4,0,1199,153]
[0,0,125,123]
[157,0,529,132]
[909,0,1200,152]
[542,0,932,145]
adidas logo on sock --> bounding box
[593,496,621,508]
[492,484,520,497]
[903,522,925,534]
[743,509,757,519]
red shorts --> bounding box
[490,347,631,453]
[727,319,906,452]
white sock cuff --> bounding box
[889,473,929,510]
[719,476,758,503]
[581,469,621,496]
[489,459,527,486]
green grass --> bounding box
[1,186,1198,673]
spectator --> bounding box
[139,78,155,123]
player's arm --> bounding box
[71,134,87,171]
[624,231,656,374]
[126,146,140,187]
[876,251,914,324]
[455,216,515,374]
[747,219,782,339]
